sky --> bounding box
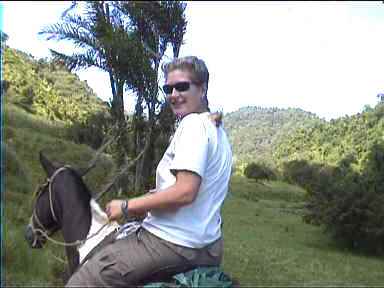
[1,1,384,120]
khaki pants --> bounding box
[66,227,223,287]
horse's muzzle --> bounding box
[25,224,45,248]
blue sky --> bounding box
[2,1,384,120]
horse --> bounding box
[24,151,237,287]
[24,151,120,280]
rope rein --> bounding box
[31,222,111,248]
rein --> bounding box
[30,222,110,248]
[30,165,111,248]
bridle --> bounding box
[29,165,72,247]
[28,165,113,248]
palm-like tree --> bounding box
[116,1,187,190]
[40,1,148,123]
[40,1,187,191]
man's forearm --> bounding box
[128,184,194,215]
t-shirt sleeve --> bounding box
[169,115,209,178]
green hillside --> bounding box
[3,46,116,285]
[274,103,384,171]
[223,102,383,175]
[3,46,107,124]
[224,106,323,166]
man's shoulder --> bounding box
[179,112,209,129]
[181,112,208,122]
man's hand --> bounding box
[105,199,124,221]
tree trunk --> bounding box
[113,80,129,174]
[134,132,144,192]
[134,118,155,193]
[116,80,125,124]
[134,57,161,192]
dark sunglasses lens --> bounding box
[163,82,191,94]
[174,82,190,92]
[163,84,172,94]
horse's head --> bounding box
[25,152,92,249]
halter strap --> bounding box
[32,165,72,235]
[47,166,71,222]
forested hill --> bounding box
[3,46,107,124]
[224,106,323,165]
[274,103,384,171]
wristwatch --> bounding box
[121,200,129,220]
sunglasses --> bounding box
[162,81,194,95]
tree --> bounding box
[40,1,188,192]
[115,1,187,191]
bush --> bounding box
[282,160,342,195]
[303,142,384,255]
[282,160,314,190]
[244,162,276,182]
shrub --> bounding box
[67,110,113,150]
[282,160,316,191]
[282,160,342,195]
[244,162,276,182]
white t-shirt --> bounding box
[142,112,233,248]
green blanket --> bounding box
[144,267,233,288]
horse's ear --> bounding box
[39,151,57,177]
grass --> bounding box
[4,103,384,286]
[222,176,384,286]
[230,175,307,203]
[5,103,68,140]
